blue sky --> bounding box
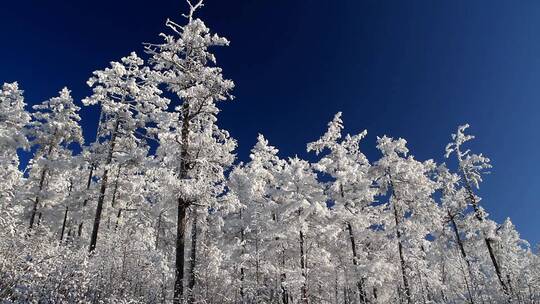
[1,0,538,246]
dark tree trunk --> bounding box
[114,208,122,231]
[29,167,48,230]
[239,210,245,302]
[464,182,510,297]
[29,140,56,231]
[155,212,162,250]
[60,180,73,242]
[448,211,475,303]
[60,206,69,241]
[347,222,369,304]
[110,166,121,208]
[173,105,192,304]
[78,164,95,237]
[300,230,309,304]
[89,119,120,252]
[281,246,289,304]
[393,202,411,304]
[188,208,198,304]
[449,212,473,276]
[173,199,188,303]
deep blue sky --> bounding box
[1,1,538,246]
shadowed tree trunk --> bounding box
[60,181,73,242]
[347,222,369,304]
[448,211,476,303]
[281,246,289,304]
[89,119,120,252]
[393,201,411,304]
[29,167,48,230]
[300,229,309,304]
[188,208,199,304]
[78,164,95,237]
[60,206,69,241]
[173,105,191,304]
[29,143,55,230]
[239,209,246,302]
[386,173,412,304]
[463,181,510,298]
[78,110,102,238]
[340,182,369,304]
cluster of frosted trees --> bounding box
[0,2,538,303]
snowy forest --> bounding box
[0,1,538,303]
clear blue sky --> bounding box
[1,1,538,246]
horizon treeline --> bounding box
[0,1,538,303]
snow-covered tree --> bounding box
[145,1,235,301]
[445,124,511,298]
[0,82,30,231]
[307,112,378,302]
[83,51,168,252]
[25,87,83,231]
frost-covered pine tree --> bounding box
[25,88,83,231]
[0,82,30,231]
[226,134,286,303]
[145,1,235,301]
[371,136,442,303]
[274,156,327,304]
[307,112,378,302]
[83,52,168,252]
[445,124,511,298]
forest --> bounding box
[0,1,538,303]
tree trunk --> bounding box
[463,182,510,297]
[78,164,95,237]
[174,199,188,303]
[300,230,309,304]
[448,211,476,303]
[393,202,411,304]
[89,119,120,252]
[110,166,121,208]
[281,246,289,304]
[60,206,69,241]
[29,167,48,230]
[60,180,74,242]
[347,222,368,304]
[239,210,245,302]
[155,212,162,250]
[173,105,191,304]
[114,208,122,231]
[188,208,198,304]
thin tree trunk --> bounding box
[60,206,69,241]
[239,210,245,302]
[114,208,122,230]
[29,166,48,230]
[174,200,188,303]
[155,212,162,250]
[281,246,289,304]
[78,110,103,238]
[173,104,191,304]
[300,230,309,304]
[463,177,510,297]
[78,164,95,237]
[188,208,198,304]
[110,166,121,208]
[29,138,57,231]
[60,180,74,242]
[89,119,120,252]
[347,222,368,304]
[449,212,476,303]
[393,202,411,304]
